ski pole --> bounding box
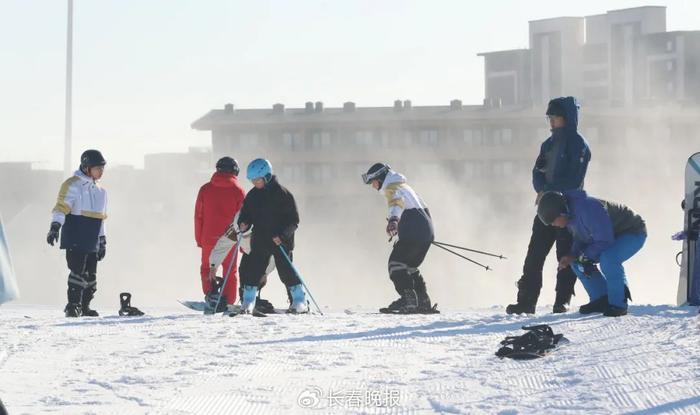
[278,245,324,315]
[432,240,506,260]
[431,241,491,271]
[213,232,243,314]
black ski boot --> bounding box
[506,282,538,315]
[603,305,628,317]
[579,296,608,314]
[412,271,439,314]
[506,303,535,314]
[552,290,572,314]
[417,293,439,314]
[255,297,275,314]
[379,297,406,314]
[82,305,99,317]
[603,287,632,317]
[398,288,419,314]
[64,302,82,318]
[81,283,99,317]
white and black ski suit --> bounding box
[381,171,434,295]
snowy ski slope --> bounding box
[0,305,699,414]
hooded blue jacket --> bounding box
[565,190,647,262]
[533,97,591,193]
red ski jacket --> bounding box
[194,172,246,247]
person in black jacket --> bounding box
[237,159,306,314]
[506,97,591,315]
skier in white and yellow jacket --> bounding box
[363,163,437,314]
[46,150,108,317]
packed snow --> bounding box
[0,304,699,414]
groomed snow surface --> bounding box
[1,304,699,415]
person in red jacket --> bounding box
[195,157,246,308]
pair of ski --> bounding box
[378,303,440,314]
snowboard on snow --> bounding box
[677,152,700,306]
[178,300,236,315]
[178,300,288,317]
[178,300,211,313]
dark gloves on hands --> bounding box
[97,236,107,261]
[46,222,61,246]
[578,256,599,277]
[386,217,399,238]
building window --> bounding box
[501,129,513,146]
[463,129,483,146]
[666,40,673,52]
[311,131,333,149]
[279,164,304,182]
[283,132,304,151]
[239,133,259,149]
[418,129,439,147]
[667,61,674,71]
[379,131,390,148]
[401,131,413,146]
[307,163,334,184]
[355,131,374,146]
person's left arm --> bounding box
[277,191,299,245]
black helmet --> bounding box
[537,191,568,225]
[216,156,239,176]
[362,163,390,185]
[80,149,106,171]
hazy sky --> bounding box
[1,0,697,169]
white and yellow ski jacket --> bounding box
[381,171,434,242]
[51,170,107,252]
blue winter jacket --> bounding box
[565,190,646,262]
[532,97,591,193]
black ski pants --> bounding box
[516,215,577,306]
[388,239,431,296]
[239,243,301,288]
[65,249,98,305]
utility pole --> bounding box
[64,0,73,176]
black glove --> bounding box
[386,217,399,238]
[97,236,106,261]
[281,224,298,241]
[578,256,599,277]
[46,222,61,246]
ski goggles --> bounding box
[362,165,389,184]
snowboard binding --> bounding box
[204,277,228,314]
[118,292,145,316]
[496,324,566,360]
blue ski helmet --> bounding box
[246,158,273,182]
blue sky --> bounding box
[1,0,697,169]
